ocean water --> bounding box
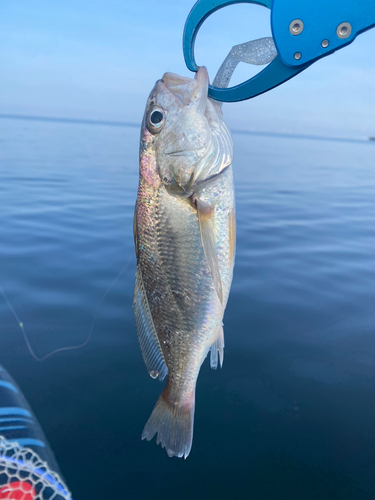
[0,117,375,499]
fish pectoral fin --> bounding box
[210,325,224,369]
[196,199,223,304]
[133,266,168,381]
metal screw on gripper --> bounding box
[289,19,304,35]
[336,22,352,39]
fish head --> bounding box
[141,67,232,197]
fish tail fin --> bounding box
[141,389,195,459]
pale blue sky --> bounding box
[1,0,374,138]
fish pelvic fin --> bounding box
[142,389,195,459]
[210,325,224,369]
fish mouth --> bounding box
[161,67,208,111]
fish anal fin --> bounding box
[196,200,223,304]
[210,325,224,369]
[133,267,168,381]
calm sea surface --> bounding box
[0,117,375,499]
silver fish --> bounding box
[133,66,235,458]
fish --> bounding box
[133,66,235,458]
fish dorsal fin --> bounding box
[210,325,224,369]
[196,199,223,304]
[133,204,139,259]
[133,266,168,381]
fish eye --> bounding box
[147,106,166,133]
[151,110,163,124]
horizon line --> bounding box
[0,113,370,145]
[0,113,139,128]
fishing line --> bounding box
[0,259,131,361]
